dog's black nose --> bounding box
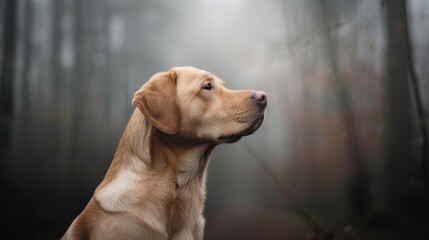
[252,91,267,107]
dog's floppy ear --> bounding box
[133,70,180,134]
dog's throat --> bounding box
[176,156,202,187]
[175,145,213,188]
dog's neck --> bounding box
[103,109,215,191]
[132,109,215,187]
[173,144,214,189]
[95,109,215,216]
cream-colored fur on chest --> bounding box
[93,145,209,239]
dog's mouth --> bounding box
[218,115,264,143]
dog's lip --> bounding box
[242,115,264,136]
[218,115,264,141]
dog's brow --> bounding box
[205,74,224,85]
[203,74,213,81]
[199,74,224,86]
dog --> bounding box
[62,66,267,240]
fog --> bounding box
[1,0,429,239]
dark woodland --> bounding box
[1,0,429,239]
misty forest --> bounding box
[1,0,429,239]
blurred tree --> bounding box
[404,0,429,194]
[70,0,85,180]
[385,0,415,236]
[52,0,63,96]
[0,0,17,177]
[1,0,18,236]
[319,0,370,220]
[22,0,33,109]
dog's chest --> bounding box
[167,151,207,234]
[167,184,205,236]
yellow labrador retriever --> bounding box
[62,66,267,240]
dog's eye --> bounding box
[203,83,213,90]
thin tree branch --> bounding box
[241,141,332,239]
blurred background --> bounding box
[1,0,429,239]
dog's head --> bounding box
[133,66,267,144]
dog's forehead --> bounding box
[175,67,210,80]
[173,67,223,85]
[174,67,223,85]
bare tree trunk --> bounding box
[0,0,18,179]
[318,0,370,219]
[21,0,33,109]
[385,0,413,236]
[401,0,429,195]
[70,0,85,181]
[1,2,18,234]
[52,0,63,92]
[50,0,63,181]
